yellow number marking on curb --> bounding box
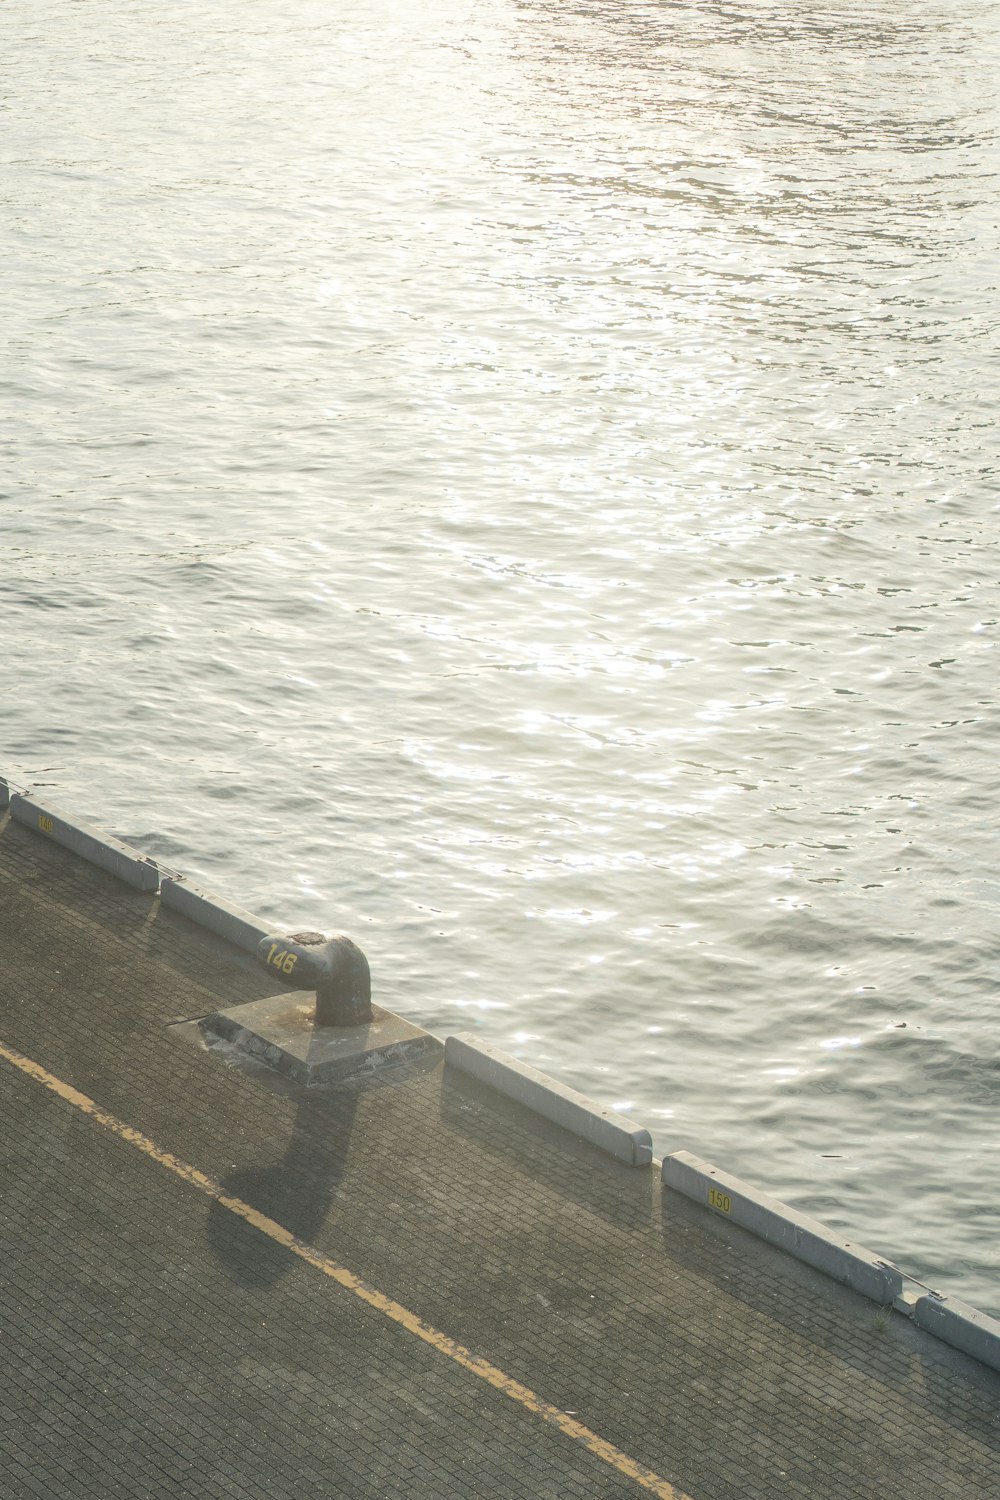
[266,944,298,977]
[708,1187,732,1214]
[38,815,54,834]
[0,1036,691,1500]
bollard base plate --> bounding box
[200,992,441,1086]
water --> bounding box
[4,0,1000,1313]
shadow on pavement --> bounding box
[206,1085,359,1288]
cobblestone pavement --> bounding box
[1,813,998,1499]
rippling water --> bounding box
[4,0,1000,1312]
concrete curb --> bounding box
[159,876,269,956]
[9,793,159,894]
[444,1033,653,1167]
[914,1292,1000,1374]
[662,1150,903,1305]
[0,776,9,810]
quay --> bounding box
[0,792,998,1499]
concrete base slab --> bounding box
[200,991,441,1085]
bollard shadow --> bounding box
[206,1069,360,1290]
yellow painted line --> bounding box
[0,1037,691,1500]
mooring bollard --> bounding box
[256,931,373,1027]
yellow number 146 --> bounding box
[267,944,298,977]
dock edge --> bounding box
[9,791,158,893]
[4,771,1000,1376]
[912,1291,1000,1375]
[662,1149,902,1304]
[445,1032,653,1167]
[160,875,269,955]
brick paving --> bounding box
[0,811,998,1499]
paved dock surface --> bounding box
[1,812,998,1500]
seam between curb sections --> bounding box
[0,1035,691,1500]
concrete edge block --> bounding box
[0,776,9,810]
[661,1150,902,1305]
[159,876,269,955]
[9,793,159,893]
[444,1032,653,1167]
[914,1293,1000,1373]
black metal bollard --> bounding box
[256,931,373,1027]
